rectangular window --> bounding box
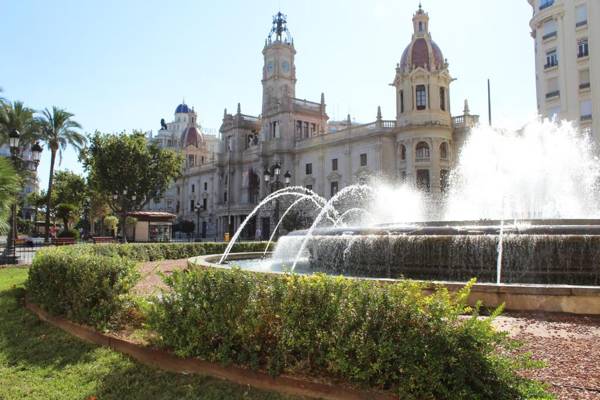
[416,169,430,192]
[295,120,302,137]
[580,100,593,121]
[545,49,558,68]
[224,191,228,203]
[360,153,367,167]
[539,0,554,10]
[576,4,587,27]
[305,163,312,175]
[579,69,590,90]
[440,169,450,193]
[202,198,207,210]
[542,19,557,40]
[578,38,589,58]
[330,181,339,197]
[310,123,316,135]
[400,90,404,113]
[416,85,427,110]
[547,106,561,120]
[545,77,559,99]
[303,122,309,138]
[190,200,195,212]
[204,182,208,191]
[191,184,195,193]
[439,87,446,111]
[332,158,338,171]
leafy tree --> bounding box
[53,170,86,209]
[82,131,183,242]
[55,203,78,231]
[87,187,111,236]
[0,158,20,234]
[37,107,85,243]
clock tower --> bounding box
[262,12,296,115]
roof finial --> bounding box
[237,102,241,115]
[463,99,470,115]
[376,105,382,121]
[419,2,422,10]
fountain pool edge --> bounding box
[188,253,600,316]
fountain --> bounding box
[194,119,600,289]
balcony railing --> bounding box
[542,31,557,41]
[576,20,588,28]
[544,61,558,69]
[580,82,591,90]
[581,115,593,122]
[545,90,560,99]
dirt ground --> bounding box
[133,259,600,399]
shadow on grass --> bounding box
[93,362,292,400]
[0,286,99,370]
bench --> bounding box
[52,237,76,246]
[92,236,115,244]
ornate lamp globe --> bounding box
[284,170,291,185]
[31,142,43,162]
[263,169,271,182]
[273,162,281,176]
[9,129,20,149]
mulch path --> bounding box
[133,259,600,399]
[132,258,189,296]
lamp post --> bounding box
[2,130,42,264]
[195,201,201,240]
[263,162,291,239]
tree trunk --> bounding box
[120,212,128,243]
[44,150,57,243]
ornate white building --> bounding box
[149,7,478,240]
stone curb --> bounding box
[25,301,397,400]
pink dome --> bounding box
[181,126,203,148]
[400,37,445,71]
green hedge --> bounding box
[26,242,270,329]
[80,241,271,262]
[149,268,550,399]
[27,246,139,329]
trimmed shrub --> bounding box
[149,268,550,399]
[57,228,80,239]
[79,241,271,262]
[27,246,139,329]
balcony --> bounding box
[581,115,593,122]
[542,31,557,41]
[544,62,558,70]
[545,90,560,99]
[576,20,587,28]
[580,82,591,90]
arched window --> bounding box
[415,141,430,161]
[440,142,449,160]
[400,144,406,161]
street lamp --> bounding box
[263,162,289,240]
[1,130,42,264]
[195,201,201,240]
[284,170,291,186]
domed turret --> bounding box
[398,4,446,73]
[175,103,191,114]
[181,126,203,148]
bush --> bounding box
[77,241,271,262]
[149,269,550,400]
[57,228,80,239]
[27,246,139,329]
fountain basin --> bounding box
[188,253,600,315]
[188,252,600,315]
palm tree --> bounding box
[37,107,85,243]
[0,101,37,146]
[0,157,20,235]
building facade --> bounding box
[527,0,599,139]
[150,7,479,240]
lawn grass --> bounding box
[0,267,298,400]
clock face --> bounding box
[267,61,274,75]
[282,60,290,74]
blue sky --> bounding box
[1,0,536,189]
